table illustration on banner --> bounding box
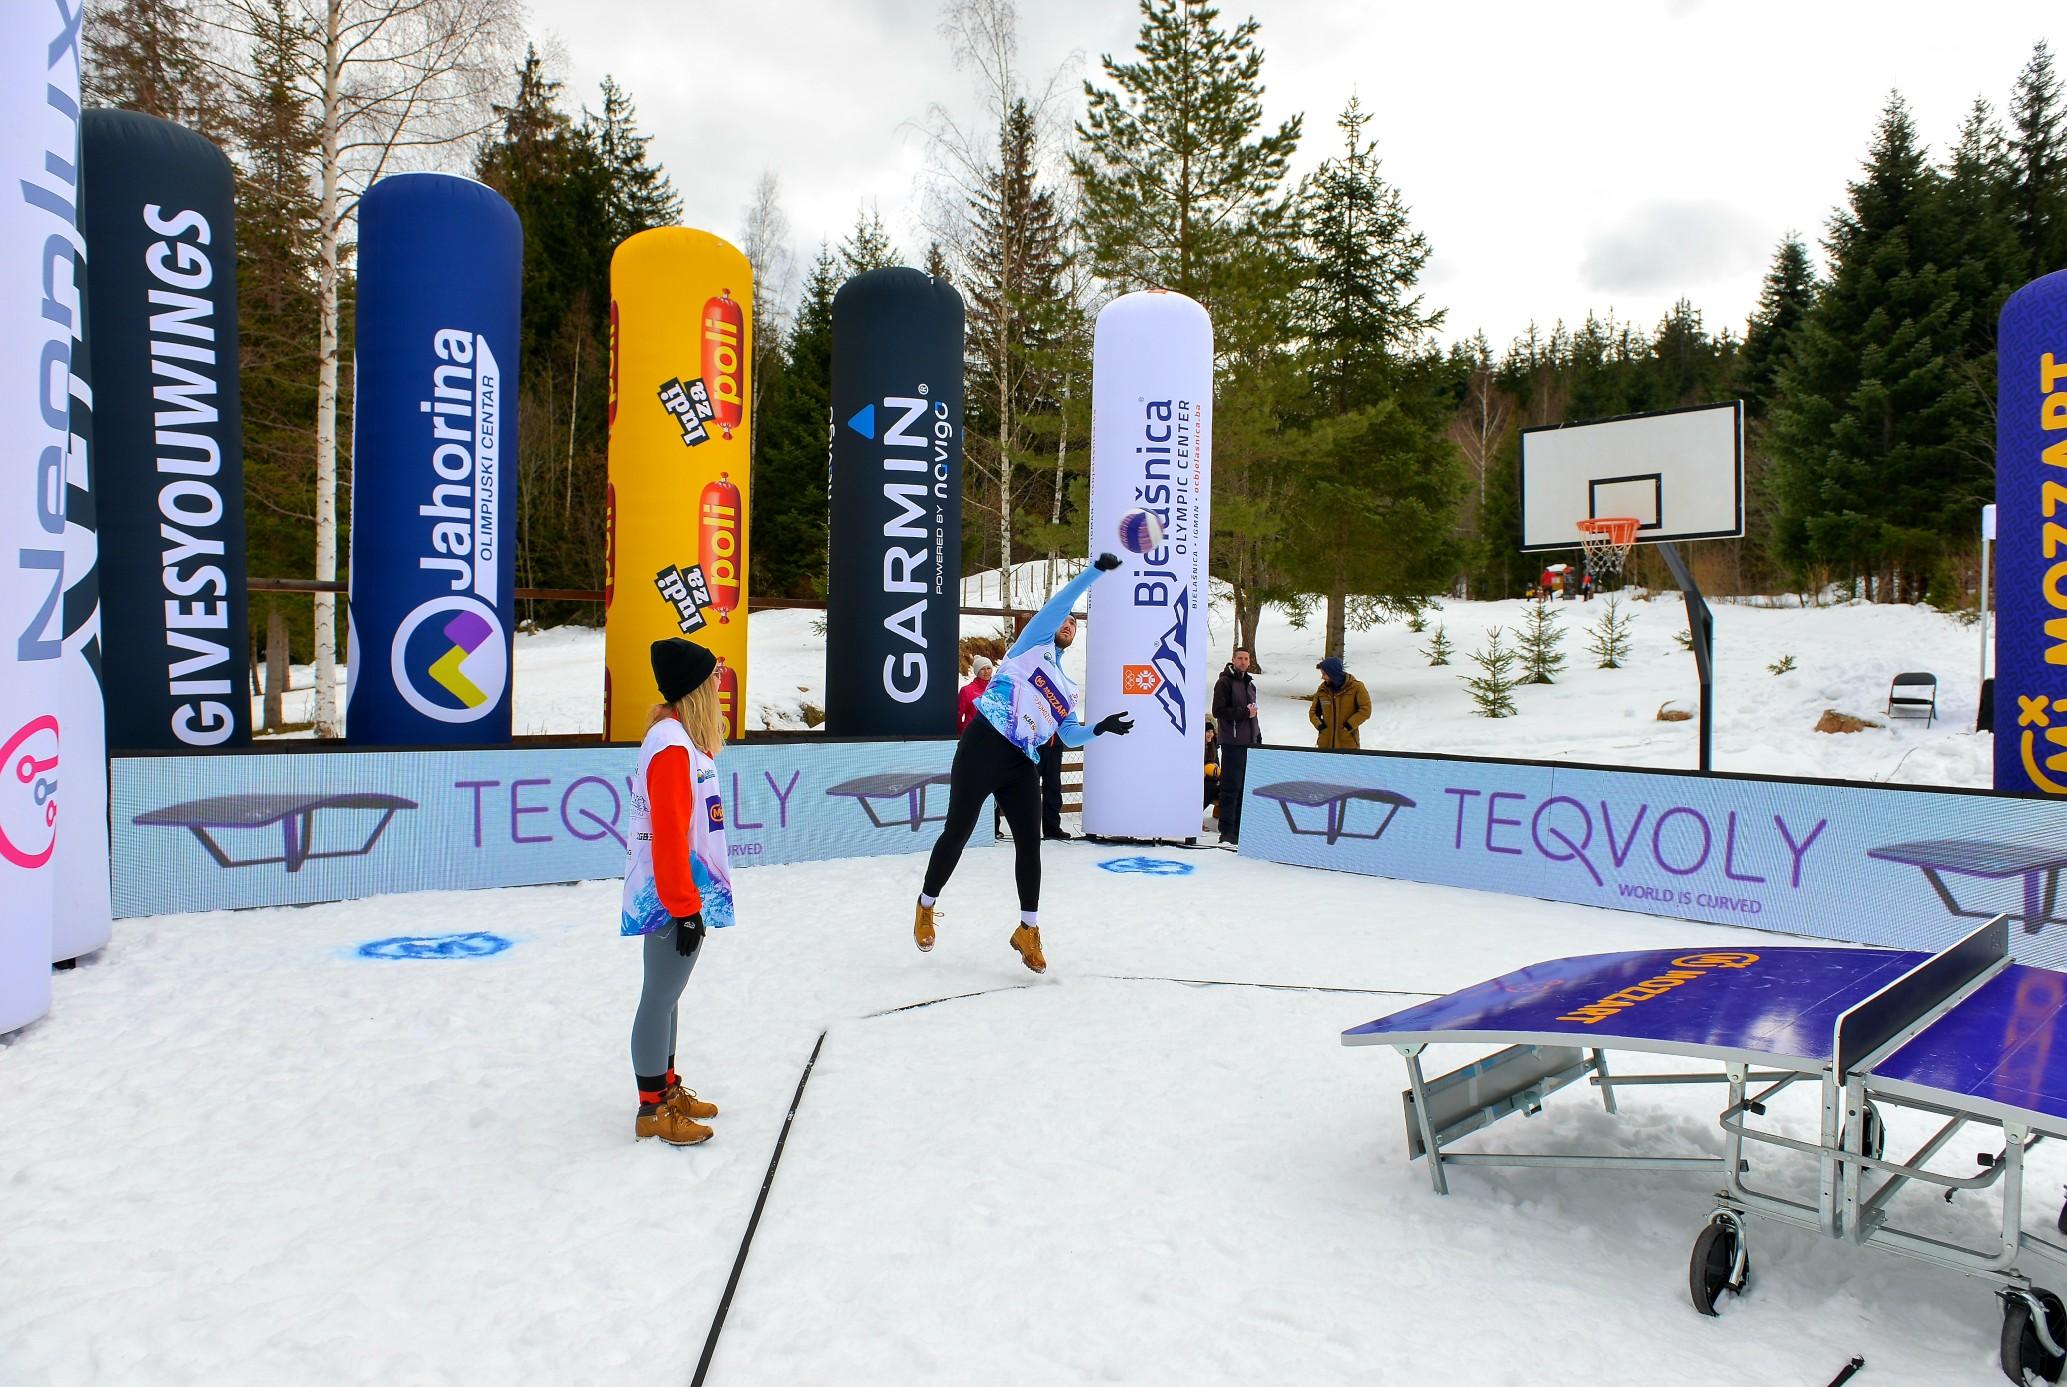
[1252,780,1415,846]
[824,772,953,831]
[1868,837,2067,935]
[134,792,418,873]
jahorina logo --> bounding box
[390,595,509,723]
[0,715,60,869]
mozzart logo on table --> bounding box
[393,328,505,723]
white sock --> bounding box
[1020,911,1037,928]
[919,893,938,909]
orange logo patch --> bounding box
[1122,664,1162,696]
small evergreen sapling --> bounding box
[1464,628,1520,718]
[1513,601,1567,684]
[1768,653,1797,675]
[1423,624,1454,667]
[1586,596,1632,669]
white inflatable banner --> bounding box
[1,1,83,1031]
[1083,291,1213,840]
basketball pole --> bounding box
[1656,541,1714,773]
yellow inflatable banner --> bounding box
[606,228,752,741]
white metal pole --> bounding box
[1981,504,1996,691]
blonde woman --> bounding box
[621,638,735,1145]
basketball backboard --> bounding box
[1519,401,1743,553]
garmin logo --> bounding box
[849,391,954,705]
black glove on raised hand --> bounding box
[1094,712,1134,736]
[1094,552,1122,571]
[673,912,706,957]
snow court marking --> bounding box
[1097,856,1194,875]
[354,931,512,960]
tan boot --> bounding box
[914,899,937,953]
[1009,923,1046,974]
[663,1084,718,1121]
[635,1105,713,1146]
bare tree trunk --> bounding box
[264,607,288,730]
[311,0,344,738]
[1326,579,1347,661]
[565,329,579,514]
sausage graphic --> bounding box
[701,291,745,439]
[715,658,740,738]
[699,473,742,623]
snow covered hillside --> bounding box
[255,571,1994,788]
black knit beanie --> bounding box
[651,638,718,704]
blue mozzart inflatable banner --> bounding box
[1242,747,2067,969]
[346,174,521,745]
[1996,270,2067,794]
[109,737,979,916]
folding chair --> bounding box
[1886,671,1937,726]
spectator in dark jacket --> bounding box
[1202,719,1221,816]
[1211,647,1261,846]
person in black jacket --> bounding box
[1210,647,1260,846]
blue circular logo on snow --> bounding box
[357,932,512,960]
[1097,856,1193,876]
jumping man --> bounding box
[913,553,1133,972]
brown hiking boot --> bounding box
[914,900,937,953]
[635,1105,713,1146]
[662,1084,718,1121]
[1009,923,1046,974]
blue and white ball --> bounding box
[1117,507,1165,555]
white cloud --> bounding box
[1579,201,1772,295]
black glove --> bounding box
[1094,552,1122,572]
[672,912,706,956]
[1315,713,1328,730]
[1094,712,1133,736]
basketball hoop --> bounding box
[1576,517,1641,575]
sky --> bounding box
[526,0,2064,352]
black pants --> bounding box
[1039,737,1064,835]
[924,716,1041,912]
[1218,743,1249,842]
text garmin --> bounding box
[1128,398,1195,733]
[871,393,955,703]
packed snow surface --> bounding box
[2,845,2051,1384]
[259,574,1995,790]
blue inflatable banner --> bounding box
[110,737,981,917]
[346,174,521,744]
[1997,270,2067,793]
[1243,747,2067,968]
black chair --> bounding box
[1887,672,1938,726]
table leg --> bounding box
[2025,870,2047,935]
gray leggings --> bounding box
[631,919,701,1078]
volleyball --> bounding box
[1116,508,1165,554]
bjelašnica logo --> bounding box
[1097,856,1193,876]
[391,595,508,722]
[358,932,511,960]
[0,715,60,869]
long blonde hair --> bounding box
[649,678,725,758]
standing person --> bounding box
[914,554,1134,973]
[1212,647,1261,847]
[621,638,735,1147]
[1202,718,1221,829]
[957,655,994,732]
[1581,569,1596,601]
[1040,733,1069,840]
[1309,656,1372,750]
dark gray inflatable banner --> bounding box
[824,268,963,736]
[81,110,249,750]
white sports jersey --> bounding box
[620,717,735,935]
[977,642,1078,756]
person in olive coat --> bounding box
[1309,656,1372,750]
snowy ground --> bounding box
[257,574,1994,789]
[2,846,2051,1384]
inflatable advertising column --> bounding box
[825,267,964,735]
[1,3,81,1032]
[81,110,250,751]
[1082,291,1214,841]
[606,228,752,741]
[1997,270,2067,794]
[346,173,522,745]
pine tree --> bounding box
[1071,0,1301,305]
[1463,628,1519,717]
[1737,234,1817,419]
[840,204,898,276]
[1423,624,1453,667]
[2008,41,2067,278]
[588,77,681,249]
[1512,601,1567,684]
[1769,94,1969,596]
[752,248,837,596]
[1585,596,1632,669]
[83,0,225,136]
